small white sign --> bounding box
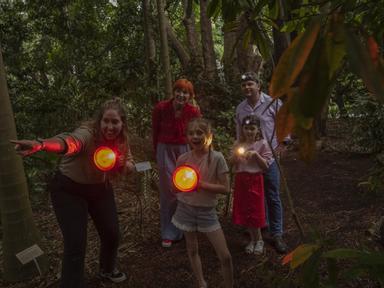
[16,244,44,265]
[135,161,152,172]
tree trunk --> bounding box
[235,14,263,76]
[166,18,190,73]
[199,0,218,80]
[182,0,203,77]
[272,0,290,65]
[0,45,48,281]
[223,18,241,85]
[156,0,172,98]
[142,0,157,103]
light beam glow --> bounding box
[237,147,246,155]
[93,146,117,171]
[172,165,199,192]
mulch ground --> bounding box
[1,120,383,288]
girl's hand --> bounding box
[245,150,259,160]
[232,152,246,163]
[10,139,42,157]
[198,180,208,190]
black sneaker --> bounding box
[99,270,127,283]
[272,235,288,254]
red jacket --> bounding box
[152,99,201,151]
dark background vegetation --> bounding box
[0,0,383,287]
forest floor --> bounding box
[1,119,383,288]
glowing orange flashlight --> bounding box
[93,146,117,171]
[172,165,199,192]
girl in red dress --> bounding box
[231,115,272,255]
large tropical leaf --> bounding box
[344,28,384,103]
[282,244,321,269]
[276,88,296,142]
[269,17,321,98]
[326,13,346,79]
[295,37,332,120]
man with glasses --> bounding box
[235,71,289,254]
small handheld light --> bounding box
[237,147,246,155]
[172,165,199,192]
[93,146,116,171]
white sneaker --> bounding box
[253,240,264,255]
[245,241,255,254]
[99,269,127,283]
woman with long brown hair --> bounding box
[11,98,134,287]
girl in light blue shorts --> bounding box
[172,118,233,288]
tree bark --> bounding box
[0,45,48,281]
[156,0,172,98]
[223,18,241,85]
[182,0,203,76]
[272,0,290,65]
[143,0,157,103]
[199,0,218,80]
[166,18,190,73]
[236,15,263,74]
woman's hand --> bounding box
[10,139,42,157]
[116,154,125,168]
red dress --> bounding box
[232,172,266,228]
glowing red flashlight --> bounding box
[93,146,117,171]
[172,165,199,192]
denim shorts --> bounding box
[171,201,221,233]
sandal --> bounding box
[245,241,255,254]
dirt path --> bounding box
[1,147,380,288]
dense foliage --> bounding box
[1,0,384,285]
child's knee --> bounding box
[187,245,199,257]
[219,251,232,265]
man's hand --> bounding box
[275,144,288,158]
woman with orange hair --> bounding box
[152,79,201,248]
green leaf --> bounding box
[269,17,321,98]
[250,0,270,19]
[358,252,384,265]
[323,248,364,259]
[207,0,222,20]
[268,0,279,20]
[221,0,241,22]
[301,250,322,288]
[222,20,240,33]
[325,14,346,79]
[291,244,321,269]
[296,36,333,118]
[242,29,252,49]
[325,258,338,287]
[250,23,272,60]
[281,20,298,33]
[276,89,296,142]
